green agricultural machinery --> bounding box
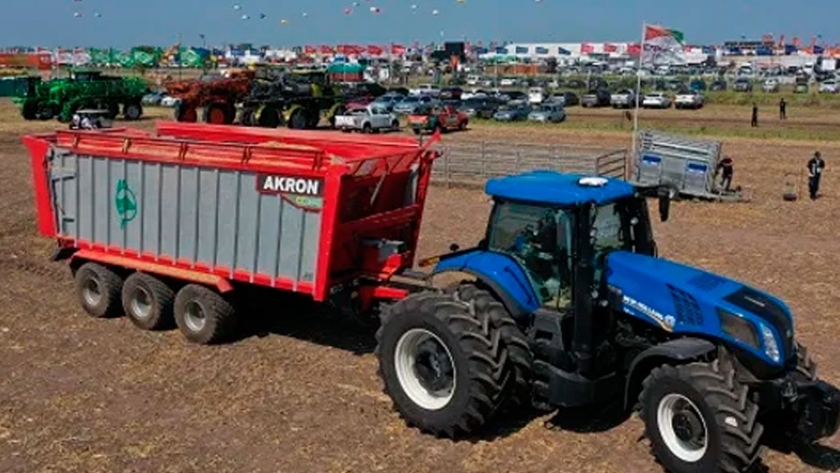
[15,71,150,123]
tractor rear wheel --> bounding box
[639,359,764,473]
[203,103,233,125]
[121,272,175,331]
[376,287,523,438]
[288,108,307,129]
[123,103,143,121]
[256,105,281,128]
[174,102,198,122]
[173,284,237,345]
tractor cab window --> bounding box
[487,201,573,310]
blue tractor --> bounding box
[376,171,840,473]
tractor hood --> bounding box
[605,251,794,363]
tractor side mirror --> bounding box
[657,187,671,222]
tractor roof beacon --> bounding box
[377,170,840,473]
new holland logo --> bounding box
[256,174,324,210]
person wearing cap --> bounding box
[807,151,826,200]
[715,156,734,192]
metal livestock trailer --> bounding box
[22,123,441,344]
[631,130,748,202]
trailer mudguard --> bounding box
[623,337,717,409]
[431,249,541,318]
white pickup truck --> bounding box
[334,105,400,133]
[674,90,704,109]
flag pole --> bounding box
[630,22,646,180]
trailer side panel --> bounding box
[50,149,322,292]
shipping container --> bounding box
[23,122,440,343]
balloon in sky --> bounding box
[302,12,308,17]
[94,12,102,17]
[353,2,360,6]
[432,9,439,15]
[344,7,352,14]
[280,18,288,24]
[241,14,249,19]
[73,11,81,17]
[259,13,266,19]
[233,4,241,10]
[370,6,380,13]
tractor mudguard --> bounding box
[624,337,717,409]
[430,249,541,318]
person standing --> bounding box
[779,97,786,120]
[751,102,758,127]
[807,151,826,200]
[715,156,734,191]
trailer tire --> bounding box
[121,272,175,331]
[376,289,513,438]
[174,284,236,345]
[288,108,308,129]
[75,262,125,319]
[640,359,764,473]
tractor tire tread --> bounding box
[639,359,764,473]
[375,287,515,438]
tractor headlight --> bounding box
[760,323,781,363]
[717,308,760,350]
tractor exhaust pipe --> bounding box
[573,201,596,375]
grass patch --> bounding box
[704,90,840,108]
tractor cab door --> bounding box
[485,200,574,311]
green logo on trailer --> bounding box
[115,179,137,229]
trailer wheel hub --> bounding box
[82,277,102,306]
[657,394,708,462]
[394,328,456,410]
[183,300,207,333]
[131,287,153,319]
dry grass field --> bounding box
[2,99,840,472]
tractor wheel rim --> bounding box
[394,328,456,410]
[83,277,102,307]
[131,287,153,319]
[210,109,225,124]
[183,301,206,333]
[657,393,708,462]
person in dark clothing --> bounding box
[751,103,758,127]
[807,151,826,200]
[715,156,734,191]
[779,98,787,119]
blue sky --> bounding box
[0,0,836,48]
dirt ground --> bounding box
[2,100,840,473]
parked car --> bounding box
[674,90,704,109]
[392,95,434,114]
[610,89,637,109]
[407,103,469,134]
[709,80,727,91]
[733,77,753,92]
[334,105,400,133]
[819,80,839,93]
[689,79,707,92]
[500,90,528,104]
[581,88,611,108]
[492,104,531,122]
[370,93,404,112]
[762,78,780,93]
[527,103,566,123]
[794,77,810,93]
[160,95,181,107]
[557,91,580,107]
[439,86,463,100]
[458,97,503,119]
[527,87,546,105]
[142,91,168,106]
[642,92,672,109]
[461,88,490,100]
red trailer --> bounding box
[22,122,440,344]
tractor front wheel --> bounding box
[376,288,524,438]
[174,102,198,122]
[203,103,234,125]
[640,360,764,473]
[123,103,143,121]
[288,109,307,129]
